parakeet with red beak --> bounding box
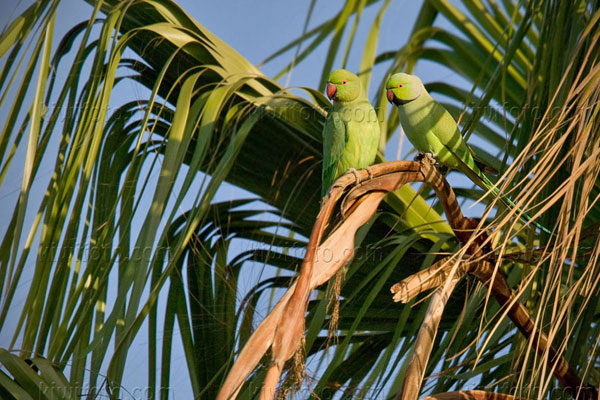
[386,72,551,234]
[321,69,380,197]
[385,72,484,178]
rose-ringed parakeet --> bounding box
[322,69,380,197]
[385,72,549,234]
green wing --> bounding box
[430,102,498,176]
[429,102,477,169]
[440,143,488,189]
[322,110,347,197]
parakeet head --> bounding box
[385,73,423,106]
[326,69,362,102]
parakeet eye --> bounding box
[342,80,347,85]
[398,84,403,88]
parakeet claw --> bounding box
[346,168,361,184]
[424,152,436,165]
[415,152,437,165]
[366,166,374,180]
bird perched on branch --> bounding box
[386,72,550,234]
[322,69,380,197]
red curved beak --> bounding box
[326,83,337,100]
[386,89,395,104]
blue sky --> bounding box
[0,0,488,398]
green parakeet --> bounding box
[386,72,549,233]
[322,69,380,197]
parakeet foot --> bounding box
[346,168,361,184]
[414,152,437,165]
[365,166,374,180]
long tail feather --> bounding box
[462,166,552,235]
[442,144,552,235]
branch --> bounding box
[218,159,596,400]
[353,159,595,399]
[218,161,419,400]
[391,256,468,303]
